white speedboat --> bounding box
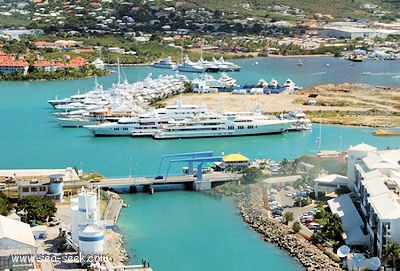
[153,56,176,70]
[153,112,297,139]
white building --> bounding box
[320,143,400,259]
[0,215,37,270]
[313,174,348,197]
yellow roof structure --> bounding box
[223,153,249,163]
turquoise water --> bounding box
[118,191,303,271]
[1,56,400,271]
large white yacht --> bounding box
[84,115,169,136]
[152,56,177,70]
[177,55,205,73]
[152,111,297,139]
[84,97,213,136]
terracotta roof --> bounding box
[0,60,29,67]
[33,60,56,67]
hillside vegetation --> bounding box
[176,0,398,20]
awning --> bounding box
[223,153,249,163]
[328,194,369,246]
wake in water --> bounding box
[362,72,400,76]
[309,72,327,75]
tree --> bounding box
[384,242,400,268]
[0,192,12,216]
[280,158,290,175]
[283,211,294,225]
[292,221,301,233]
[17,196,57,223]
[241,167,263,184]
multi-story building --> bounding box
[323,143,400,258]
[347,143,400,258]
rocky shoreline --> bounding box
[236,184,343,271]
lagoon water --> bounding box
[1,56,400,270]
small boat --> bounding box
[372,129,400,136]
[122,203,129,208]
[297,60,303,66]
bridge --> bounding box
[94,172,239,193]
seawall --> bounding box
[237,184,343,271]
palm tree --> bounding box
[283,211,294,225]
[384,242,400,268]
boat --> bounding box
[152,111,297,139]
[218,72,237,88]
[280,109,312,131]
[92,58,105,69]
[84,96,213,136]
[191,73,237,93]
[152,56,177,70]
[216,56,241,71]
[177,55,205,73]
[372,129,400,136]
[197,56,220,73]
[268,78,279,89]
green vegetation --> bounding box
[0,192,13,216]
[183,0,399,20]
[384,242,400,268]
[16,195,57,223]
[292,221,301,233]
[310,208,344,246]
[0,65,110,81]
[283,211,294,225]
[241,167,264,184]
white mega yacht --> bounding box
[84,97,213,136]
[152,111,297,139]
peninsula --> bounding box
[164,82,400,128]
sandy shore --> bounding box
[163,83,400,127]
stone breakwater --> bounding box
[237,184,343,271]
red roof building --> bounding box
[0,57,29,75]
[33,60,57,72]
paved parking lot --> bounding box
[269,185,316,236]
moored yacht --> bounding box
[280,109,312,131]
[153,56,177,70]
[84,96,213,136]
[153,112,296,139]
[177,55,205,73]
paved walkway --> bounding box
[104,194,124,222]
